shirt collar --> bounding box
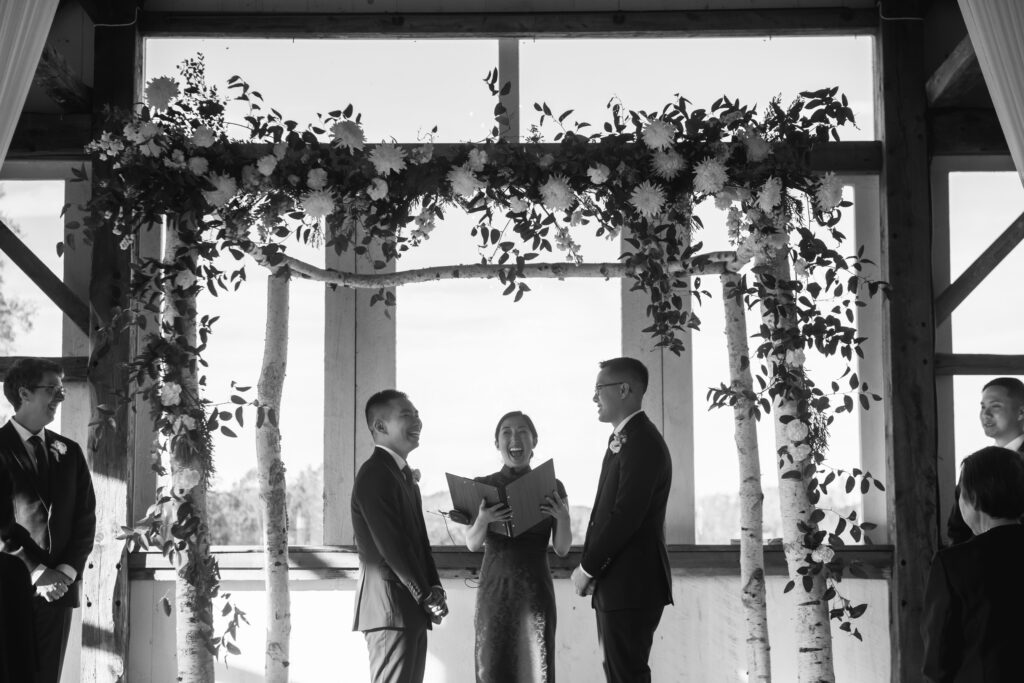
[613,410,644,435]
[376,444,408,471]
[1003,434,1024,452]
[8,418,45,446]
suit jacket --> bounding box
[946,441,1024,545]
[351,448,440,632]
[922,524,1024,682]
[581,412,673,612]
[0,421,96,609]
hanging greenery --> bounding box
[72,53,888,680]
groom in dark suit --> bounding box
[351,389,447,683]
[0,358,96,683]
[572,357,673,683]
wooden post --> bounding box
[81,19,140,683]
[877,2,937,680]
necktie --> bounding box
[28,435,50,489]
[402,466,414,486]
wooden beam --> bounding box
[0,218,91,337]
[139,8,877,39]
[80,16,140,683]
[934,210,1024,323]
[925,34,982,107]
[929,108,1008,156]
[935,353,1024,375]
[74,0,139,26]
[127,544,894,581]
[877,2,935,680]
[0,356,89,381]
[8,112,92,160]
[33,43,93,112]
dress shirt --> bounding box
[1002,434,1024,452]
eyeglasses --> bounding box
[594,382,624,394]
[30,385,66,398]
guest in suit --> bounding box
[0,358,96,683]
[0,468,38,683]
[947,377,1024,544]
[923,445,1024,682]
[571,357,673,683]
[351,389,447,683]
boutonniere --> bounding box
[50,440,67,463]
[411,468,421,484]
[610,432,627,454]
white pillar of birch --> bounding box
[759,254,834,682]
[164,224,215,683]
[721,271,771,682]
[257,271,292,681]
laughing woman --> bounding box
[466,411,571,683]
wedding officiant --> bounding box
[465,410,570,683]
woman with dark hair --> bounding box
[923,445,1024,682]
[466,411,571,683]
[0,469,38,683]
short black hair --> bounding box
[494,411,539,443]
[959,446,1024,519]
[3,358,64,410]
[983,377,1024,405]
[364,389,409,430]
[599,357,649,394]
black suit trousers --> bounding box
[364,626,427,683]
[33,599,72,683]
[596,606,664,683]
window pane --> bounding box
[690,184,866,543]
[146,39,497,142]
[197,242,325,545]
[949,171,1024,354]
[0,181,65,358]
[396,211,620,545]
[520,36,875,142]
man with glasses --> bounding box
[0,358,96,683]
[571,357,673,683]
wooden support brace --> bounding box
[33,43,93,112]
[935,353,1024,375]
[934,210,1024,324]
[0,218,91,337]
[925,34,983,107]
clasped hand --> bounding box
[35,567,71,603]
[476,499,512,525]
[423,586,448,624]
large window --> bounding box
[143,34,878,547]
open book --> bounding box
[446,459,557,538]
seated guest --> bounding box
[923,446,1024,682]
[466,411,570,683]
[0,469,37,683]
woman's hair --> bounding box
[493,411,538,444]
[959,446,1024,519]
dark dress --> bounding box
[474,466,567,683]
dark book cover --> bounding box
[446,459,557,538]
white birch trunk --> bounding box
[759,255,835,683]
[257,272,292,682]
[164,226,215,683]
[722,271,771,683]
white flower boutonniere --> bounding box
[50,440,67,463]
[609,433,628,454]
[411,468,422,484]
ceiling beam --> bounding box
[926,34,983,107]
[8,113,91,160]
[928,108,1008,156]
[33,43,92,112]
[72,0,139,26]
[139,8,877,39]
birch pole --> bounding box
[758,253,834,683]
[164,225,215,683]
[256,271,291,681]
[722,271,771,682]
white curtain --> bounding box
[959,0,1024,186]
[0,0,60,173]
